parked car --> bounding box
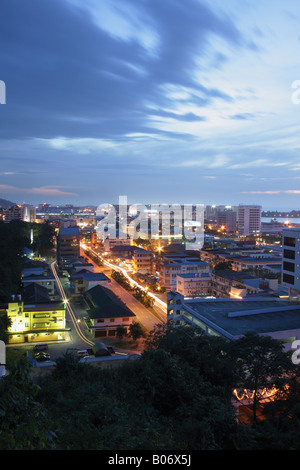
[77,349,89,358]
[33,343,48,352]
[35,352,51,362]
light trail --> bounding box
[51,261,94,347]
[81,244,167,313]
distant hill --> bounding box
[0,198,17,208]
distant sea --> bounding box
[262,217,300,224]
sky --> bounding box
[0,0,300,210]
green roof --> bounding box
[86,285,135,319]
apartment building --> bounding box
[238,205,261,236]
[157,254,210,291]
[176,272,212,298]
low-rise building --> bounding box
[22,274,58,300]
[167,291,300,351]
[70,270,110,297]
[85,285,136,338]
[132,248,153,274]
[176,273,212,298]
[157,254,210,291]
[211,270,267,298]
[6,297,67,344]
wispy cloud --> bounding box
[0,185,78,197]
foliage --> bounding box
[128,321,145,340]
[0,356,56,449]
[0,220,30,302]
[3,330,300,449]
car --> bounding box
[35,352,51,361]
[33,343,48,352]
[77,349,89,358]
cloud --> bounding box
[241,190,300,195]
[0,185,78,197]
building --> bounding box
[132,248,153,274]
[56,227,80,267]
[22,274,58,300]
[238,205,261,236]
[282,228,300,293]
[167,291,300,351]
[6,296,67,344]
[70,270,110,297]
[1,205,23,222]
[103,237,132,253]
[157,254,210,291]
[211,270,278,299]
[261,218,283,234]
[22,204,36,223]
[217,210,237,233]
[176,272,212,298]
[85,285,136,338]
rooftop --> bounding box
[183,298,300,338]
[86,285,135,319]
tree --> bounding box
[229,332,292,422]
[129,321,145,341]
[116,325,126,339]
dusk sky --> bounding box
[1,0,300,210]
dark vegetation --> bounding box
[2,327,300,450]
[0,220,55,303]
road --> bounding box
[50,261,95,350]
[80,246,166,333]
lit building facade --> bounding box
[6,299,66,344]
[238,205,261,236]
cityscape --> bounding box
[1,0,300,456]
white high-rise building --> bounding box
[238,205,261,236]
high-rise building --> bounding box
[282,228,300,293]
[238,205,261,236]
[217,210,237,233]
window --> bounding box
[109,318,115,322]
[284,249,295,260]
[284,237,296,247]
[283,261,295,273]
[283,273,295,285]
[122,317,129,322]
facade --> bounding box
[282,228,300,292]
[56,227,80,266]
[22,274,58,300]
[6,298,66,344]
[70,270,110,297]
[22,204,36,223]
[86,285,136,338]
[261,218,283,234]
[211,270,278,298]
[238,205,261,236]
[217,210,237,233]
[157,254,210,291]
[176,272,212,297]
[167,291,300,351]
[132,248,153,274]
